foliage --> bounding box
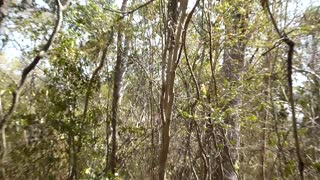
[0,0,320,179]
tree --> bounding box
[1,0,319,179]
[109,0,128,175]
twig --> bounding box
[261,38,284,56]
[293,66,320,80]
[104,0,155,16]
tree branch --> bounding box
[83,30,114,119]
[0,0,67,130]
[263,1,304,179]
[104,0,155,16]
[293,66,320,80]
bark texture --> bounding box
[158,0,199,179]
[109,0,128,175]
[221,2,247,179]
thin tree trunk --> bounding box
[310,36,320,161]
[260,53,273,180]
[109,0,128,175]
[0,126,6,178]
[0,95,5,178]
[158,0,199,179]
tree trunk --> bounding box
[158,0,191,179]
[221,3,247,179]
[109,0,128,175]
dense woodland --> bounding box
[0,0,319,179]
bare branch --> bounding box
[0,0,68,130]
[293,66,320,80]
[83,30,114,119]
[104,0,155,16]
[263,1,305,179]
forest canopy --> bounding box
[0,0,320,179]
